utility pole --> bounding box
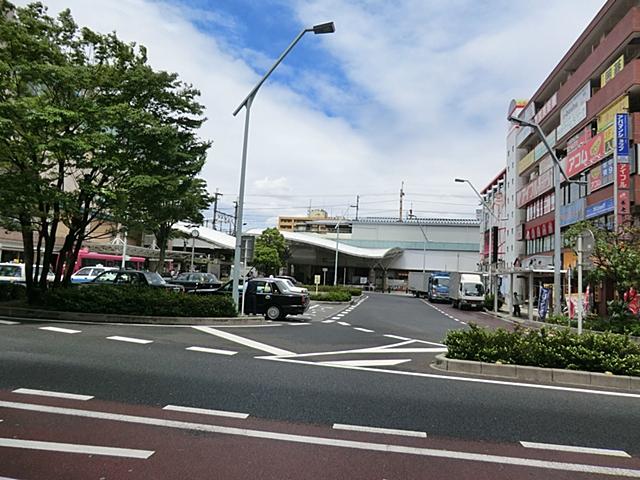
[351,195,360,221]
[399,181,405,221]
[211,189,223,230]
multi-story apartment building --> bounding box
[487,0,640,313]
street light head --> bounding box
[507,115,535,129]
[454,178,466,183]
[312,22,335,34]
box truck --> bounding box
[448,272,485,310]
[408,271,428,297]
[427,272,450,302]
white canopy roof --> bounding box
[174,222,236,250]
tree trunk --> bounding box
[154,224,171,274]
[19,213,36,303]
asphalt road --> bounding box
[1,293,639,479]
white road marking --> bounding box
[1,401,638,478]
[39,326,81,334]
[12,388,93,401]
[309,305,320,310]
[331,317,341,320]
[261,357,640,399]
[384,334,410,341]
[0,438,154,459]
[163,404,248,419]
[192,326,294,356]
[353,327,374,333]
[333,423,427,438]
[107,336,153,345]
[322,320,335,324]
[0,320,19,325]
[335,314,345,317]
[520,441,631,458]
[186,346,237,356]
[320,359,411,367]
[337,322,351,326]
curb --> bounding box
[0,305,268,326]
[434,354,640,392]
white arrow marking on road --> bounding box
[13,388,93,401]
[163,404,248,419]
[107,336,153,345]
[320,359,411,367]
[520,441,631,458]
[0,438,154,459]
[186,346,237,356]
[192,326,294,356]
[39,326,81,334]
[383,334,410,341]
[1,401,639,478]
[333,423,427,438]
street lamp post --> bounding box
[455,178,506,312]
[507,116,578,315]
[231,22,335,310]
[190,229,199,272]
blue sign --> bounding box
[559,198,585,227]
[538,286,550,321]
[616,113,629,156]
[585,197,614,219]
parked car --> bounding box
[70,266,118,284]
[89,269,184,293]
[192,277,309,320]
[276,276,308,294]
[170,272,221,292]
[0,263,55,284]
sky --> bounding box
[16,0,606,229]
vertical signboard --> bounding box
[615,113,630,229]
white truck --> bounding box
[448,272,485,310]
[408,271,428,297]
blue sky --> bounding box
[19,0,606,228]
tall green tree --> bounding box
[0,1,211,298]
[252,228,287,276]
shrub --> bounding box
[305,285,362,297]
[0,283,26,302]
[38,285,236,317]
[444,323,640,376]
[310,289,352,302]
[544,312,640,337]
[483,293,503,310]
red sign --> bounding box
[526,220,555,240]
[565,132,606,178]
[517,168,554,208]
[617,163,630,190]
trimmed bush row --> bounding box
[0,283,26,302]
[304,285,362,296]
[310,290,352,302]
[544,313,640,337]
[444,324,640,377]
[38,285,237,317]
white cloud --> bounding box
[17,0,606,226]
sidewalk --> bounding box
[485,305,545,329]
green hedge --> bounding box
[304,285,362,296]
[544,313,640,337]
[444,324,640,376]
[38,285,236,317]
[310,290,352,302]
[0,283,26,302]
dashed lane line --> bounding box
[322,320,335,324]
[107,336,153,345]
[186,346,237,356]
[333,423,427,438]
[0,438,154,459]
[13,388,93,401]
[38,326,81,334]
[163,404,248,419]
[353,327,374,333]
[520,441,631,458]
[337,321,351,326]
[0,319,19,325]
[2,400,638,478]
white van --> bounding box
[0,263,55,284]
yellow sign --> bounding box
[598,95,628,153]
[517,150,536,175]
[600,54,624,87]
